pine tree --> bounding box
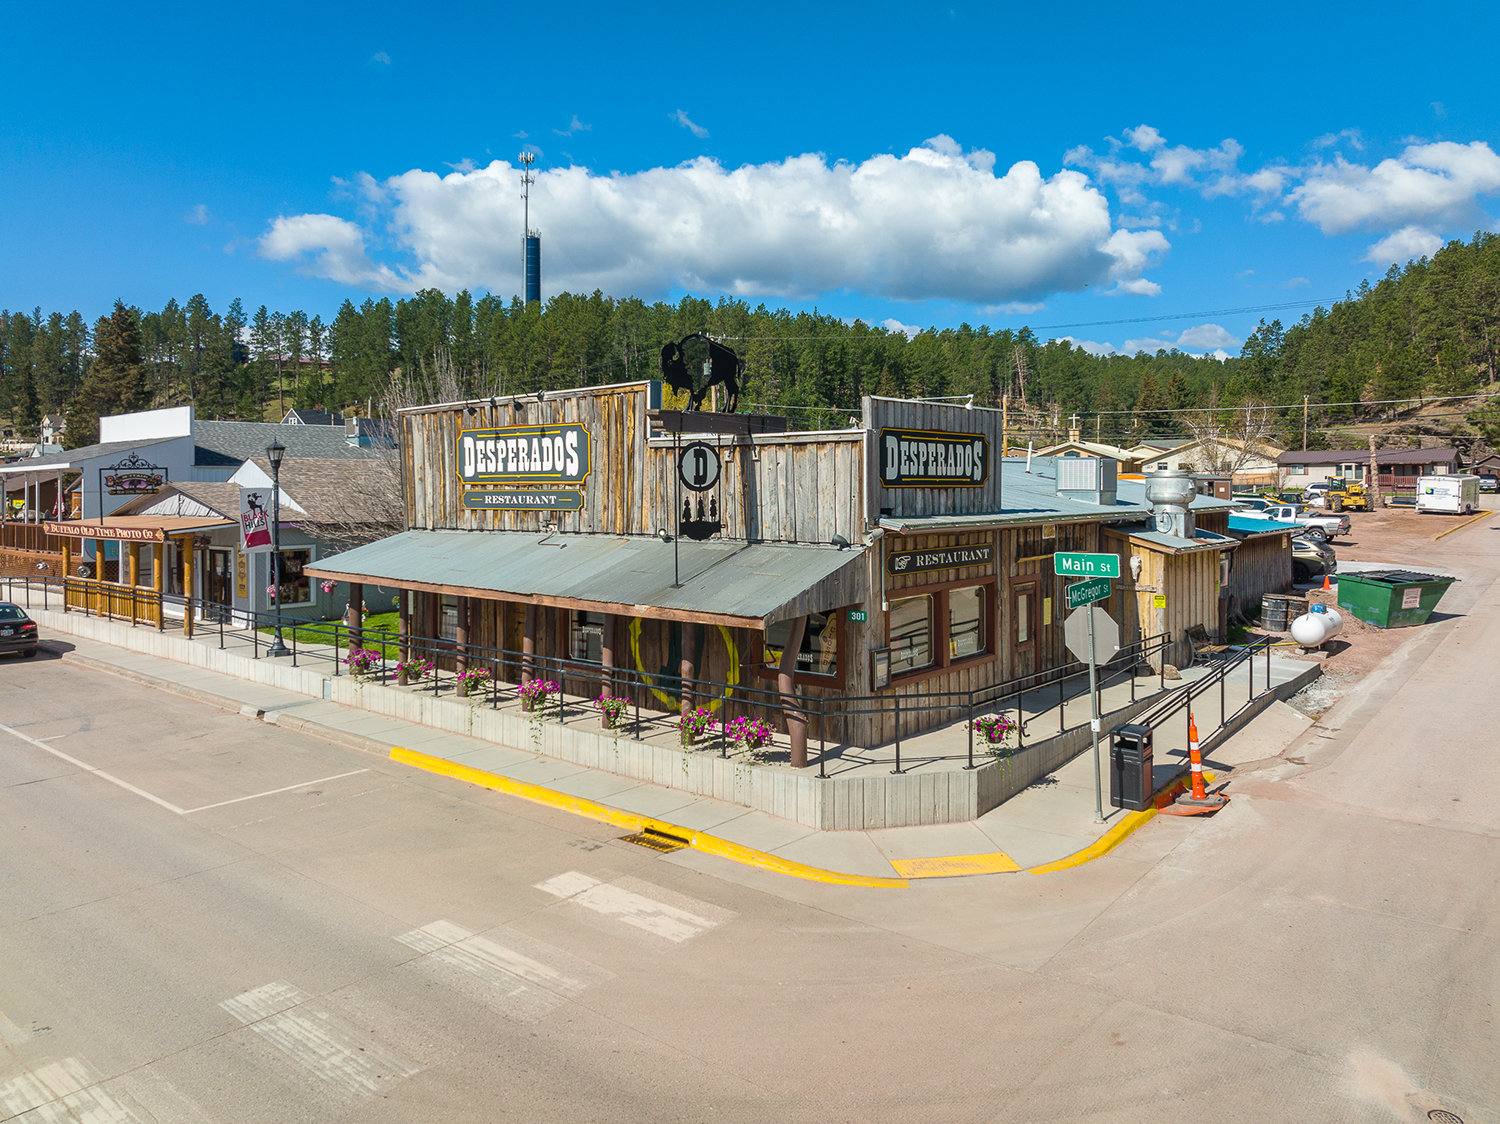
[65,301,148,447]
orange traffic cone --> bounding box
[1164,711,1228,815]
[1322,573,1331,592]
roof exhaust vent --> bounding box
[1146,468,1197,539]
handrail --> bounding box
[3,572,1182,774]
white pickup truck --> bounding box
[1261,504,1351,540]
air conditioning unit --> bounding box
[1056,457,1118,506]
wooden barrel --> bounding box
[1262,595,1289,630]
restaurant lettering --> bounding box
[458,424,591,486]
[462,489,584,510]
[880,428,989,487]
[887,544,994,575]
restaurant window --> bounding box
[571,610,606,663]
[889,596,933,676]
[1014,583,1035,649]
[276,548,312,606]
[949,586,985,660]
[765,609,839,678]
[439,595,458,641]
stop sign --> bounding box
[1064,605,1120,666]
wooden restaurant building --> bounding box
[306,381,1238,756]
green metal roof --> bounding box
[306,530,867,627]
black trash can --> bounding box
[1111,724,1154,811]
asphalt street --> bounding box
[1,518,1497,1123]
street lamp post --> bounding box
[265,441,290,658]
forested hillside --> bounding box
[3,231,1498,452]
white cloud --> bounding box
[1059,324,1240,359]
[445,158,478,173]
[1311,128,1364,151]
[1175,323,1241,350]
[882,318,922,337]
[671,110,709,139]
[259,137,1169,303]
[1060,336,1116,356]
[553,114,591,137]
[185,204,210,225]
[1068,126,1253,203]
[258,213,406,290]
[982,300,1046,315]
[1363,225,1444,265]
[372,51,391,64]
[1286,141,1500,234]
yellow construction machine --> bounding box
[1323,475,1372,512]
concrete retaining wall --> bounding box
[36,608,1184,831]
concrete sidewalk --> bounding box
[32,621,1319,885]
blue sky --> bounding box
[3,0,1497,358]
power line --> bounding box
[1025,299,1343,332]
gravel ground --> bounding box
[1248,504,1491,714]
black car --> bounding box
[1291,537,1337,583]
[0,602,40,657]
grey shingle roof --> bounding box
[194,420,382,466]
[0,436,181,474]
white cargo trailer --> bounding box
[1415,474,1482,515]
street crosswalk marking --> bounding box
[220,981,420,1098]
[0,1056,142,1123]
[533,871,729,944]
[395,920,610,1021]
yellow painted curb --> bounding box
[891,852,1021,878]
[1025,808,1157,874]
[1434,508,1493,541]
[389,746,909,889]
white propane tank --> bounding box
[1290,605,1344,646]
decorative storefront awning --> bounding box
[43,516,234,542]
[306,530,867,629]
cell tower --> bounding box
[518,151,541,306]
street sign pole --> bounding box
[1085,594,1104,824]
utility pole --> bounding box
[1368,434,1384,508]
[1303,395,1309,451]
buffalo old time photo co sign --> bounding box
[879,427,990,487]
[457,423,592,509]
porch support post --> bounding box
[777,615,808,769]
[181,535,195,638]
[128,543,141,625]
[153,541,163,630]
[679,621,697,719]
[397,589,410,684]
[455,595,469,676]
[346,581,363,647]
[61,537,71,612]
[601,614,616,693]
[522,603,537,684]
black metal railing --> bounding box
[4,573,1190,776]
[1133,633,1280,753]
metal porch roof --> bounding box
[306,531,867,628]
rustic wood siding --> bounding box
[863,396,1005,522]
[404,382,863,545]
[1226,534,1293,619]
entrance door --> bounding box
[207,550,233,622]
[1011,579,1039,684]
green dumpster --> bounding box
[1336,570,1458,628]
